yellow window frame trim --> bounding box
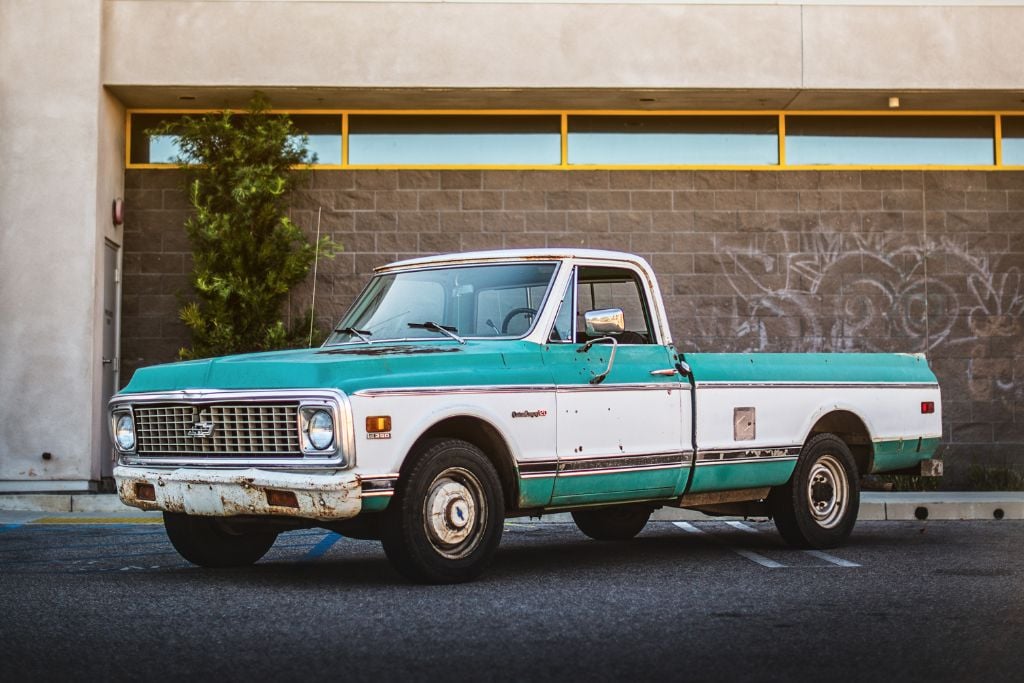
[125,108,1024,172]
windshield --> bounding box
[325,262,559,345]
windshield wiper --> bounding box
[407,321,466,345]
[333,327,373,344]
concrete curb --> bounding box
[0,493,140,514]
[861,492,1024,521]
[1,492,1023,522]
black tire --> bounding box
[769,433,860,549]
[163,512,277,568]
[381,439,505,584]
[572,504,652,541]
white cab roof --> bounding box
[376,249,654,273]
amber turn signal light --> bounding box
[366,416,392,433]
[135,483,156,502]
[921,401,935,414]
[266,489,299,509]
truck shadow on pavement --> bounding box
[153,520,978,588]
[157,521,940,586]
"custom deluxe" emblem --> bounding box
[511,410,548,419]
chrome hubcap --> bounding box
[806,453,848,529]
[423,467,484,559]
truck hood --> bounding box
[119,341,549,396]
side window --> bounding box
[548,273,575,342]
[575,266,653,344]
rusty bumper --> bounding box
[114,466,362,521]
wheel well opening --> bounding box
[407,417,518,512]
[808,410,872,475]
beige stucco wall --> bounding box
[803,5,1024,89]
[103,2,801,89]
[0,0,122,490]
[103,1,1024,92]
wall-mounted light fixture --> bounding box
[112,198,124,226]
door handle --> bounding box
[650,368,678,376]
[102,358,114,365]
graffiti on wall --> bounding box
[690,232,1023,407]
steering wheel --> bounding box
[501,307,537,334]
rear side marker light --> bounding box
[921,401,935,414]
[135,483,156,502]
[266,489,299,509]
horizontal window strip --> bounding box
[126,110,1024,170]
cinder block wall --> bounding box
[122,169,1024,483]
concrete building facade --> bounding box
[2,0,1023,491]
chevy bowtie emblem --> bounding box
[187,421,216,438]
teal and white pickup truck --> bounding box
[111,249,942,583]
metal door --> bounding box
[100,241,120,479]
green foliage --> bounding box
[966,464,1024,491]
[877,474,942,492]
[151,93,338,359]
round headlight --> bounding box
[115,414,136,451]
[308,410,334,450]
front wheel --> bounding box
[572,505,652,541]
[769,433,860,549]
[163,512,278,567]
[381,439,505,584]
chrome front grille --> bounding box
[134,403,301,456]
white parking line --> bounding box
[675,521,861,568]
[731,549,786,569]
[803,550,861,568]
[727,521,860,568]
[673,522,785,568]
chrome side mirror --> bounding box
[584,308,625,336]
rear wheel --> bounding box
[770,433,860,549]
[163,512,278,567]
[572,504,652,541]
[381,439,504,584]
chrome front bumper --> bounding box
[114,466,362,521]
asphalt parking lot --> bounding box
[1,518,1023,682]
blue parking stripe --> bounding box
[304,532,342,561]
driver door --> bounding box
[542,264,688,506]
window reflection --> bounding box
[569,116,778,165]
[1002,117,1024,166]
[130,114,185,164]
[129,113,341,165]
[348,115,561,165]
[787,116,994,166]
